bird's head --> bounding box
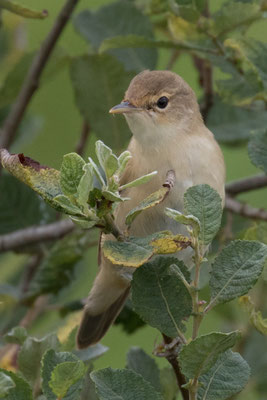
[109,70,201,143]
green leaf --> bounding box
[216,38,267,106]
[54,195,83,216]
[60,153,85,196]
[0,372,15,398]
[239,295,267,336]
[209,240,267,306]
[95,140,119,180]
[216,69,263,106]
[225,37,267,90]
[74,0,157,71]
[207,97,267,143]
[171,1,201,22]
[0,174,53,234]
[102,190,122,202]
[210,1,261,36]
[198,350,250,400]
[41,349,82,400]
[4,326,28,345]
[117,150,132,177]
[244,221,267,244]
[70,54,133,150]
[125,187,169,226]
[132,256,192,337]
[90,367,164,400]
[88,157,105,187]
[127,347,161,393]
[165,208,200,236]
[77,164,94,209]
[49,360,86,399]
[103,233,191,267]
[103,238,153,267]
[0,369,32,400]
[0,150,63,211]
[184,184,222,245]
[18,333,59,386]
[248,129,267,173]
[179,331,241,379]
[119,171,157,191]
[0,0,47,19]
[70,216,97,229]
[27,231,92,299]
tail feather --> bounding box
[76,286,130,349]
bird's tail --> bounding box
[76,259,130,349]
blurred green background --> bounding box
[1,0,266,384]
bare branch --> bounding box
[166,49,180,70]
[225,196,267,221]
[193,2,213,122]
[161,334,189,400]
[75,121,91,156]
[195,57,213,122]
[0,220,74,253]
[225,175,267,196]
[0,0,79,150]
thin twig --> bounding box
[75,121,91,156]
[0,0,79,150]
[166,49,180,70]
[20,252,44,293]
[162,334,189,400]
[193,1,213,122]
[225,196,267,221]
[0,220,74,252]
[194,56,213,122]
[225,175,267,196]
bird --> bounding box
[76,70,225,348]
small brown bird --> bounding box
[77,70,225,348]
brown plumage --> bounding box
[76,70,225,348]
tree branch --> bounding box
[0,0,79,150]
[75,121,91,156]
[225,196,267,221]
[194,56,213,122]
[0,220,75,252]
[225,175,267,196]
[161,334,189,400]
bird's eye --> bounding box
[156,96,169,109]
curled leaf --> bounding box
[0,149,62,209]
[165,208,200,237]
[125,187,169,226]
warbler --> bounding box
[77,70,225,348]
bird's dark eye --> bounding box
[156,96,169,109]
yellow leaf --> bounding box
[151,235,191,254]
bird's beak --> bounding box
[109,101,142,114]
